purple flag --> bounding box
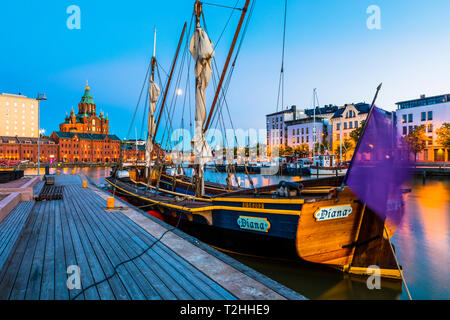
[345,107,412,227]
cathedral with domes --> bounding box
[59,82,110,135]
[50,83,122,163]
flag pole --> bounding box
[343,83,382,185]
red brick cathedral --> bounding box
[60,82,110,134]
[50,83,121,163]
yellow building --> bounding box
[330,103,371,162]
[0,93,40,138]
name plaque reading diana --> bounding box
[237,216,271,233]
[314,205,353,221]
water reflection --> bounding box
[391,177,449,300]
[24,166,111,186]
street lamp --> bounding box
[36,93,47,176]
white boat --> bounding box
[310,155,348,176]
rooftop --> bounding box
[396,94,450,109]
[332,103,371,119]
[53,132,121,141]
[0,136,56,145]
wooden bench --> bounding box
[0,201,34,273]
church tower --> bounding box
[59,82,109,135]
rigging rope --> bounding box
[276,0,288,112]
[202,1,242,11]
[126,61,151,140]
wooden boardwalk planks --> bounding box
[0,202,34,273]
[0,175,241,300]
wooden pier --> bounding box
[0,175,305,300]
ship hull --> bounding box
[105,176,402,279]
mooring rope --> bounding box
[384,226,413,300]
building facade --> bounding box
[266,106,296,155]
[396,94,450,161]
[330,103,371,160]
[285,119,330,153]
[49,84,121,163]
[0,93,39,138]
[50,132,121,163]
[60,83,109,134]
[0,136,58,163]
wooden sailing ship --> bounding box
[107,0,404,279]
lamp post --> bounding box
[36,93,47,176]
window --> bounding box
[402,115,407,123]
[421,112,426,121]
[336,123,340,130]
[427,124,433,133]
[355,121,358,128]
[427,111,433,120]
[349,122,353,129]
[403,126,407,135]
[306,128,309,134]
[344,122,347,129]
[408,114,413,123]
[409,126,413,132]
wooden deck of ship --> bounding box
[0,175,305,300]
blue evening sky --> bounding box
[0,0,449,139]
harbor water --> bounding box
[25,167,449,300]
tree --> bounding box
[334,139,354,162]
[436,123,450,149]
[314,138,330,155]
[405,125,427,161]
[283,145,294,156]
[295,143,309,158]
[349,120,365,144]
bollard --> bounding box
[107,197,114,209]
[82,181,87,188]
[72,170,75,175]
[56,170,60,175]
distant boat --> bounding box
[310,155,348,176]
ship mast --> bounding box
[190,0,215,197]
[145,28,161,177]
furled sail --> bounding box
[145,79,161,167]
[189,21,214,194]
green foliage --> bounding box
[283,145,294,156]
[436,123,450,149]
[334,139,354,161]
[405,125,427,161]
[349,120,365,144]
[295,143,309,157]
